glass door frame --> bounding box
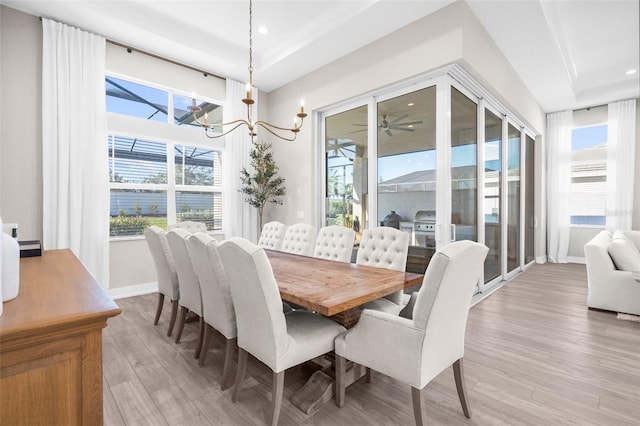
[478,101,505,293]
[371,78,440,231]
[316,65,537,291]
[318,98,373,230]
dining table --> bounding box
[265,249,424,413]
[266,249,423,328]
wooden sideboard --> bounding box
[0,249,121,425]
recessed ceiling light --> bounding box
[626,69,637,75]
[258,26,268,35]
[407,103,414,107]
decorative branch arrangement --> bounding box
[239,141,286,231]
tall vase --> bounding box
[2,232,20,302]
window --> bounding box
[570,124,607,225]
[106,75,224,237]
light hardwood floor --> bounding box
[103,263,640,425]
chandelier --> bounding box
[189,0,307,142]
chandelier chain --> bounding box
[248,0,253,75]
[189,0,306,141]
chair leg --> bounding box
[174,306,188,344]
[411,387,424,426]
[271,371,285,426]
[365,367,373,383]
[167,300,179,337]
[335,355,346,408]
[453,358,471,418]
[198,323,212,366]
[194,317,206,359]
[154,293,165,325]
[232,348,248,403]
[221,338,237,391]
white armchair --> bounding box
[144,226,180,336]
[313,225,355,263]
[335,240,488,426]
[258,221,288,251]
[356,226,410,314]
[281,223,317,257]
[187,232,237,389]
[584,230,640,315]
[166,228,204,353]
[218,237,345,425]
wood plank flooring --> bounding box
[103,263,640,425]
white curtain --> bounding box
[42,19,109,286]
[606,99,636,231]
[223,79,259,242]
[546,110,573,263]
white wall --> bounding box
[0,6,43,240]
[264,1,547,258]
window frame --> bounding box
[106,72,225,240]
[569,122,608,228]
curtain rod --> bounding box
[39,16,225,81]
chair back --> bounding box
[356,227,409,304]
[166,228,202,315]
[187,233,236,339]
[143,226,179,300]
[170,221,207,233]
[281,223,317,257]
[218,238,287,369]
[258,221,288,250]
[413,240,488,382]
[356,226,409,272]
[314,225,355,263]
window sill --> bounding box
[110,230,225,242]
[569,224,606,230]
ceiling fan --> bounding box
[352,114,423,136]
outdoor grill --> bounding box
[414,210,436,249]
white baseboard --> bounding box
[536,255,547,264]
[567,256,586,264]
[108,282,158,300]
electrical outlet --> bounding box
[297,211,304,219]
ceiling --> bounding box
[2,0,638,113]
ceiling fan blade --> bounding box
[351,123,367,127]
[392,120,423,126]
[391,127,415,132]
[385,129,393,136]
[388,114,408,125]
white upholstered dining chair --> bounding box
[258,221,288,251]
[144,226,180,337]
[169,220,208,233]
[356,226,409,314]
[166,228,204,353]
[186,232,237,389]
[313,225,355,263]
[218,237,346,426]
[334,240,489,426]
[281,223,317,257]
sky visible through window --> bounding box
[572,124,607,150]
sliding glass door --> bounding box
[506,123,521,274]
[376,86,437,273]
[450,87,478,244]
[320,70,536,295]
[484,109,502,283]
[324,105,368,242]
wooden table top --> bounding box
[266,250,423,317]
[0,249,121,346]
